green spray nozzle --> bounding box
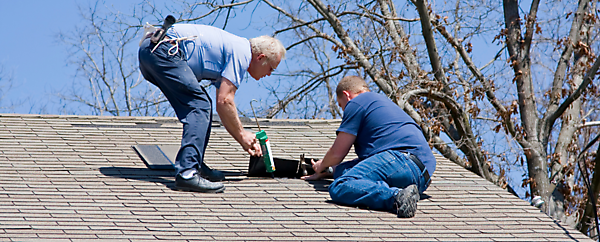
[250,100,275,173]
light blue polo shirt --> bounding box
[166,24,252,88]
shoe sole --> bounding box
[397,185,419,218]
[175,186,226,193]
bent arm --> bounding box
[215,77,261,156]
[313,131,356,173]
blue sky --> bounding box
[0,1,82,113]
[0,0,277,115]
[0,0,501,116]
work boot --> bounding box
[199,162,225,182]
[393,184,419,218]
[175,173,225,193]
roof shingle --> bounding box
[0,114,591,241]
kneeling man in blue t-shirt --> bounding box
[302,76,436,218]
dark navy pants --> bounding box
[138,38,212,175]
[329,150,430,211]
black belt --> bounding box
[407,153,431,186]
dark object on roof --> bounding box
[132,145,175,170]
[134,144,318,179]
[248,156,316,178]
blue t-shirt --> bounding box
[166,24,252,88]
[338,92,436,175]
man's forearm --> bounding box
[314,132,356,173]
[215,78,261,156]
[216,100,244,142]
[318,149,345,172]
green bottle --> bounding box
[256,130,276,173]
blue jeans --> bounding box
[329,150,430,211]
[138,38,212,175]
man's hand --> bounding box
[311,158,325,174]
[301,159,332,181]
[301,172,329,181]
[241,130,262,156]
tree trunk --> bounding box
[503,0,554,210]
[548,6,589,224]
[580,137,600,234]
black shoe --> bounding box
[175,173,225,193]
[200,162,225,182]
[393,184,419,218]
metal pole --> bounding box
[250,99,261,131]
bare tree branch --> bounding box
[413,0,449,87]
[263,0,344,48]
[432,14,522,144]
[358,4,419,22]
[266,64,351,118]
[179,0,255,22]
[306,0,395,95]
[547,54,600,139]
[543,0,590,142]
[377,0,423,82]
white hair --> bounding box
[249,35,286,61]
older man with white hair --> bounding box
[139,23,286,193]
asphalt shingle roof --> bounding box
[0,113,592,241]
